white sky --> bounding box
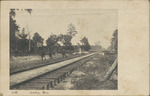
[14,9,117,48]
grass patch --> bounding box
[53,53,118,90]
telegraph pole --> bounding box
[28,32,31,52]
[26,25,31,52]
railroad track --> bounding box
[10,52,98,90]
[10,54,85,75]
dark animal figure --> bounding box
[41,50,46,61]
[62,49,66,58]
[48,49,53,60]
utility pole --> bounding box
[28,32,31,52]
[26,25,31,52]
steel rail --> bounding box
[10,52,97,87]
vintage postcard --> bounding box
[0,0,149,96]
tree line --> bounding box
[10,9,91,56]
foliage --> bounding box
[80,37,91,51]
[46,23,78,53]
[10,9,16,17]
[46,34,59,50]
[19,28,28,39]
[57,24,77,51]
[10,16,20,51]
[59,34,72,46]
[10,9,87,56]
[110,29,118,53]
[17,39,28,52]
[10,9,32,17]
[27,32,44,53]
[90,45,103,51]
[10,9,32,54]
[16,28,28,52]
[32,32,44,47]
[24,9,32,14]
[67,23,77,37]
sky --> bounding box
[14,9,117,48]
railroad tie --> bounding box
[47,83,51,90]
[50,81,55,88]
[54,79,57,85]
[42,85,47,90]
[65,72,68,77]
[57,77,61,83]
[61,73,66,80]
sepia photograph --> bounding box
[9,9,118,90]
[1,0,149,95]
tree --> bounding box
[46,34,60,55]
[24,9,32,14]
[67,23,77,37]
[58,24,77,51]
[19,28,28,39]
[32,32,44,53]
[10,16,20,51]
[111,29,118,53]
[9,9,32,54]
[80,37,91,51]
[59,34,72,46]
[58,34,74,50]
[32,32,44,47]
[10,9,32,17]
[17,28,28,52]
[46,34,59,49]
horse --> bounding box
[48,49,53,60]
[41,50,46,61]
[61,49,66,58]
